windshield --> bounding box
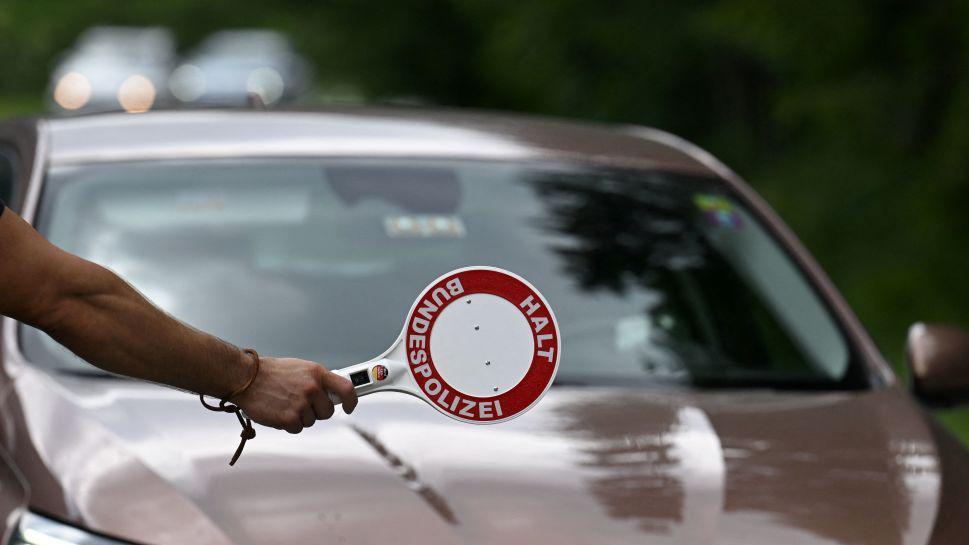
[22,159,863,389]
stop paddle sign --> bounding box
[329,266,561,423]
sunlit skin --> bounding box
[0,205,357,433]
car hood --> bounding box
[11,367,942,545]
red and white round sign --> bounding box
[403,267,561,424]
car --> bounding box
[168,30,312,107]
[46,26,176,114]
[1,108,968,545]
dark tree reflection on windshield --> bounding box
[526,169,857,389]
[530,171,707,294]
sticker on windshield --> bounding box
[384,215,466,238]
[694,194,743,230]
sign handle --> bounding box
[327,358,407,405]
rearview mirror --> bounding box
[907,322,969,406]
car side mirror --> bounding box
[907,322,969,406]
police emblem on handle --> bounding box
[371,364,389,382]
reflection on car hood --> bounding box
[14,368,940,545]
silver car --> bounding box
[168,30,312,107]
[46,26,175,114]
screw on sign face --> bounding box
[328,267,561,423]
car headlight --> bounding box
[246,67,284,105]
[52,72,92,111]
[169,64,206,102]
[117,74,156,114]
[10,511,131,545]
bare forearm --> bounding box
[38,263,250,397]
[1,207,356,435]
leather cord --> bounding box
[200,349,260,466]
[200,396,256,466]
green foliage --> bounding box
[2,0,969,436]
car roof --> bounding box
[41,107,718,176]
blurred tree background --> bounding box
[2,0,968,434]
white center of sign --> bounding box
[429,293,535,398]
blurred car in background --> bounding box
[168,30,312,107]
[46,26,175,114]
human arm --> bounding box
[0,205,356,433]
